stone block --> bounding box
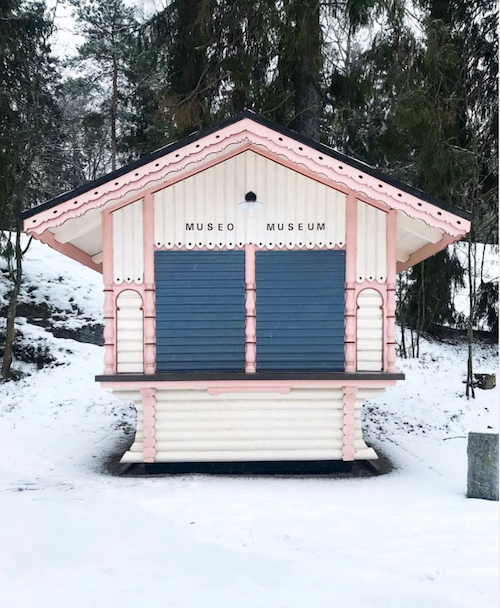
[474,373,496,390]
[467,432,499,501]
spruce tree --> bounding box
[0,0,61,378]
[70,0,138,171]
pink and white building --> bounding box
[22,112,471,468]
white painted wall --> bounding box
[356,200,387,283]
[116,290,144,373]
[154,151,346,250]
[112,199,144,284]
[114,387,383,463]
[356,289,384,371]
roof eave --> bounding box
[21,111,472,223]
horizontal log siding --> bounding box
[256,250,346,370]
[155,251,246,371]
[114,387,382,463]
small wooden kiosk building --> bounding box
[23,112,471,465]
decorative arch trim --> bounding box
[356,288,384,372]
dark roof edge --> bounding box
[22,110,472,222]
[95,371,406,382]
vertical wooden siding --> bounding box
[256,250,346,370]
[112,199,144,284]
[155,251,246,371]
[153,151,346,250]
[356,200,387,283]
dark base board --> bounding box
[141,460,354,475]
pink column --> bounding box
[143,193,156,374]
[344,193,357,372]
[245,244,257,373]
[385,210,397,372]
[141,387,156,463]
[342,386,357,461]
[102,210,116,374]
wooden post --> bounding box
[245,244,257,373]
[102,210,116,374]
[385,210,397,372]
[344,193,357,372]
[342,386,357,461]
[141,387,156,463]
[143,193,156,374]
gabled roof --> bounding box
[22,110,471,222]
[22,110,471,275]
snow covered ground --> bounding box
[0,240,498,608]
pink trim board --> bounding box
[100,379,398,391]
[25,119,470,238]
[32,230,102,273]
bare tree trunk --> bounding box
[479,241,487,284]
[1,221,23,380]
[345,22,352,72]
[111,55,118,172]
[465,232,476,398]
[291,0,322,140]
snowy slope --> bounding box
[0,236,102,328]
[0,240,498,608]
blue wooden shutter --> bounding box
[155,251,246,371]
[256,250,345,371]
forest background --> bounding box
[0,0,497,385]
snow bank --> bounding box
[0,236,102,328]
